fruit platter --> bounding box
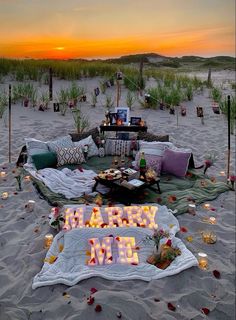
[98,169,122,180]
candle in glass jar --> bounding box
[220,171,225,176]
[0,171,6,178]
[209,216,216,224]
[24,175,31,182]
[188,203,196,215]
[44,233,54,249]
[26,200,35,212]
[1,192,8,200]
[198,252,208,270]
[203,203,211,210]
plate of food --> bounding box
[98,169,122,180]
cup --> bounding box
[198,252,208,270]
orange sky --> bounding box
[0,0,235,59]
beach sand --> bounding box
[0,70,235,320]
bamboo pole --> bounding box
[116,80,120,107]
[8,84,12,163]
[227,95,231,181]
[49,67,53,101]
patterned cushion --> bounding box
[69,127,100,146]
[162,148,191,177]
[25,138,49,163]
[134,153,162,175]
[137,132,169,142]
[56,147,85,167]
[105,139,132,156]
[74,135,99,158]
[47,135,74,152]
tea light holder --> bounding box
[44,233,54,249]
[25,200,35,212]
[201,230,217,244]
[197,252,208,270]
[203,203,211,210]
[0,171,6,178]
[188,203,196,215]
[220,171,226,176]
[1,192,9,200]
[209,216,216,224]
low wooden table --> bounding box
[92,171,161,205]
[100,124,148,135]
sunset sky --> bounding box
[0,0,235,59]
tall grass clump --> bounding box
[0,91,7,118]
[126,91,136,110]
[211,87,222,102]
[104,95,114,109]
[90,92,97,107]
[220,95,236,134]
[72,108,90,133]
[57,88,70,116]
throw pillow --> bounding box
[105,139,132,156]
[138,141,174,156]
[25,138,49,163]
[73,135,99,158]
[69,127,100,146]
[56,146,85,167]
[134,153,162,175]
[31,152,57,170]
[47,135,74,152]
[137,132,169,142]
[162,148,191,177]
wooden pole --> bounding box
[227,95,231,181]
[139,58,144,96]
[49,67,53,101]
[8,84,12,163]
[116,80,120,108]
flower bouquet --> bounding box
[203,151,218,174]
[49,207,65,231]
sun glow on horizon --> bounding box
[0,0,235,59]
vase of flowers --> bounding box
[203,151,218,174]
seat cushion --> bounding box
[31,152,57,170]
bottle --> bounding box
[139,152,147,179]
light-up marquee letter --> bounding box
[63,207,85,231]
[124,206,144,227]
[115,237,139,264]
[89,207,104,228]
[88,237,114,265]
[141,206,158,229]
[105,207,123,227]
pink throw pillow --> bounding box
[162,148,191,177]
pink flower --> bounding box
[205,160,212,167]
[230,175,236,182]
[166,239,172,247]
[52,207,60,219]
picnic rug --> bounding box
[29,156,230,216]
[32,204,198,289]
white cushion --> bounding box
[139,141,174,156]
[105,139,132,156]
[25,138,49,163]
[74,135,98,158]
[47,135,74,152]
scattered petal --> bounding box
[169,224,175,228]
[213,270,221,279]
[90,288,98,294]
[186,236,193,242]
[201,307,210,315]
[180,227,188,233]
[167,302,176,311]
[48,256,57,264]
[95,304,102,312]
[87,296,95,305]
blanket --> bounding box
[28,156,230,215]
[32,204,198,289]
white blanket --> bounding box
[26,167,98,199]
[32,205,198,289]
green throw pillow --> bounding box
[32,152,57,170]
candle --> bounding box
[26,200,35,212]
[188,203,196,215]
[209,217,216,224]
[202,230,217,244]
[203,203,211,210]
[1,192,8,200]
[0,171,6,178]
[44,233,54,249]
[198,252,208,270]
[220,171,226,176]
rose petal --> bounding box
[90,288,98,294]
[167,302,176,311]
[213,270,221,279]
[180,227,188,233]
[87,296,95,305]
[95,304,102,312]
[201,307,210,315]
